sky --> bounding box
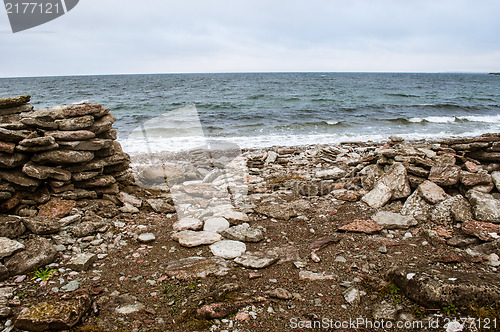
[1,0,500,77]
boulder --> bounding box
[417,180,449,204]
[431,195,473,224]
[428,165,461,186]
[401,191,432,222]
[15,294,91,332]
[371,211,418,229]
[378,162,411,199]
[22,162,71,181]
[359,164,384,191]
[4,237,58,275]
[32,150,94,164]
[466,190,500,223]
[389,266,500,309]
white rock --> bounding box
[117,192,142,207]
[298,270,335,281]
[210,240,246,259]
[203,217,230,233]
[138,233,156,243]
[315,167,346,180]
[362,182,392,209]
[173,217,203,231]
[0,237,25,259]
[371,211,418,229]
[119,203,139,214]
[171,230,222,247]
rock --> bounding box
[234,251,278,269]
[32,150,94,164]
[146,198,176,213]
[45,130,95,141]
[417,180,449,204]
[75,175,115,188]
[0,95,30,109]
[428,165,461,186]
[58,138,112,151]
[0,152,29,168]
[4,237,58,276]
[173,217,203,231]
[0,215,26,238]
[117,192,142,207]
[216,209,250,224]
[361,182,392,209]
[333,189,360,201]
[55,115,94,131]
[401,191,432,222]
[22,162,71,181]
[0,264,9,282]
[338,219,383,234]
[461,170,492,187]
[71,222,97,237]
[171,230,222,247]
[371,211,418,229]
[114,297,145,314]
[268,288,293,300]
[0,192,23,212]
[119,203,139,213]
[38,199,76,218]
[210,240,246,259]
[0,169,41,187]
[388,266,500,309]
[55,189,97,200]
[89,114,115,134]
[221,223,264,242]
[0,141,15,154]
[163,256,231,279]
[315,167,346,180]
[61,280,80,292]
[0,237,24,259]
[466,190,500,223]
[360,164,384,191]
[196,298,266,320]
[298,270,336,281]
[66,253,97,271]
[21,216,66,235]
[203,217,230,233]
[461,220,500,241]
[138,233,156,243]
[372,301,400,321]
[449,195,474,222]
[378,163,411,199]
[14,294,91,332]
[0,127,31,142]
[19,135,56,147]
[492,171,500,191]
[464,161,478,173]
[343,287,361,305]
[16,142,59,153]
[56,103,109,118]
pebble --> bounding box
[61,280,80,292]
[138,233,156,243]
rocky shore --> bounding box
[0,96,499,331]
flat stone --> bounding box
[255,204,296,220]
[371,211,418,229]
[0,95,30,109]
[466,190,500,223]
[268,288,293,300]
[171,230,222,247]
[21,216,65,235]
[61,280,80,292]
[15,294,91,331]
[464,161,479,173]
[163,256,231,279]
[71,222,97,238]
[338,219,383,234]
[210,240,246,259]
[0,141,15,153]
[461,220,500,241]
[16,142,59,153]
[45,130,95,141]
[66,253,97,271]
[0,169,41,187]
[75,175,116,188]
[0,127,31,142]
[315,167,346,180]
[71,171,100,182]
[173,217,203,231]
[89,114,115,134]
[55,189,97,200]
[203,217,230,233]
[138,233,156,243]
[428,165,461,186]
[19,136,56,147]
[55,115,94,131]
[492,171,500,191]
[54,103,109,118]
[0,152,29,168]
[215,209,250,224]
[0,237,24,259]
[221,223,264,242]
[38,199,76,218]
[389,266,500,309]
[32,150,94,164]
[0,215,26,238]
[362,182,392,209]
[359,164,384,191]
[117,192,142,208]
[401,191,432,222]
[146,198,176,213]
[343,287,361,305]
[234,251,278,269]
[22,162,71,181]
[4,237,58,275]
[119,202,139,213]
[378,162,411,199]
[461,170,492,187]
[299,270,336,281]
[417,180,449,204]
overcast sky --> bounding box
[1,0,499,77]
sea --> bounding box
[1,72,499,154]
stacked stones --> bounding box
[0,95,131,214]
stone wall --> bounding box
[0,95,132,215]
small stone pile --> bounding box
[0,95,132,215]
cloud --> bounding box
[0,0,499,77]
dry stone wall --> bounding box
[0,95,132,215]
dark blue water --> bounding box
[1,73,499,153]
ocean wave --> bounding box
[408,114,500,124]
[386,93,419,98]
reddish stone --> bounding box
[0,141,15,154]
[0,192,23,212]
[464,161,478,173]
[338,219,383,234]
[38,198,76,218]
[434,226,452,239]
[462,220,500,241]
